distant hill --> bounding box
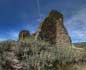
[73,42,86,48]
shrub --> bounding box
[19,40,83,70]
[0,40,84,70]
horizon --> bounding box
[0,0,86,43]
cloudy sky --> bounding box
[0,0,86,43]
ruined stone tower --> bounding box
[35,10,72,47]
[19,30,30,41]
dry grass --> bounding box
[0,40,85,70]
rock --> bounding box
[35,10,72,47]
[32,32,37,37]
[18,30,31,41]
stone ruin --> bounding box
[18,30,31,41]
[35,10,72,47]
[18,10,72,47]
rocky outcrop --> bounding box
[35,10,72,47]
[32,32,37,37]
[18,30,31,41]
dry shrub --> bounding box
[0,40,85,70]
[19,40,83,70]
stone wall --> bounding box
[18,30,30,41]
[35,10,72,47]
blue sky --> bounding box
[0,0,86,43]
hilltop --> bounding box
[74,42,86,48]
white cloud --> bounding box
[65,7,86,29]
[70,30,86,43]
[71,31,86,38]
[0,31,19,41]
[0,38,6,41]
[36,18,43,22]
[36,14,45,22]
[65,7,86,42]
[22,14,45,33]
[6,31,18,40]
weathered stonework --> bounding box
[35,10,72,47]
[19,30,31,41]
[32,32,37,37]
